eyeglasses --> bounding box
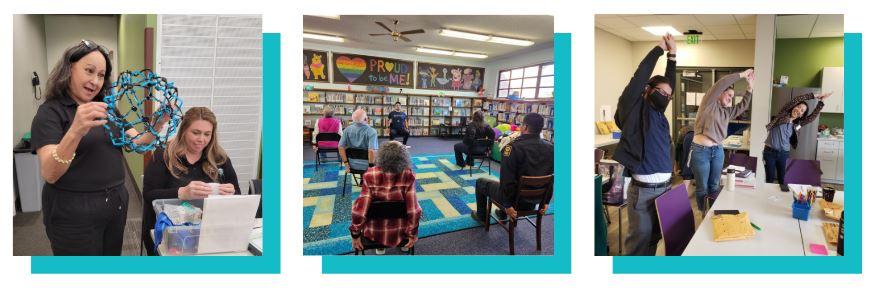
[81,39,109,55]
[654,87,672,97]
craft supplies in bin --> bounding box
[792,201,811,221]
[153,199,204,255]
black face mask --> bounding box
[647,90,671,111]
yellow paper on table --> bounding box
[596,121,610,135]
[818,199,844,221]
[606,121,620,132]
[712,212,756,242]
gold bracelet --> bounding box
[52,148,75,165]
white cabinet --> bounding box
[821,67,844,113]
[817,139,844,183]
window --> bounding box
[497,62,553,99]
[158,14,263,193]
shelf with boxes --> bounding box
[480,98,555,142]
[303,88,482,138]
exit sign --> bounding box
[686,34,700,44]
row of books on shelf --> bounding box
[453,109,472,117]
[409,96,430,106]
[410,107,430,116]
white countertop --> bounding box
[817,136,844,142]
[595,134,619,148]
[683,184,843,256]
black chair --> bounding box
[314,133,342,168]
[341,148,370,198]
[353,200,415,255]
[469,138,493,176]
[249,179,263,218]
[487,174,554,255]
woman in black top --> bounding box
[30,40,168,255]
[142,107,240,256]
[454,111,495,167]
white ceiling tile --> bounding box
[811,14,844,35]
[776,15,818,38]
[810,31,844,38]
[695,14,738,26]
[656,15,703,27]
[595,17,638,29]
[622,15,666,27]
[734,14,757,25]
[740,25,757,35]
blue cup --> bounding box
[792,201,811,221]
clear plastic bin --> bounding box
[153,199,204,255]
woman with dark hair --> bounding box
[142,107,240,255]
[763,92,831,184]
[454,110,495,167]
[30,40,168,255]
[350,141,422,254]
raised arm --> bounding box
[799,92,832,126]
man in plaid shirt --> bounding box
[349,141,422,252]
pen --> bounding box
[750,222,761,231]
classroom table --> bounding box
[683,184,844,256]
[150,218,263,256]
[595,134,620,148]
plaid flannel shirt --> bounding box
[349,167,422,247]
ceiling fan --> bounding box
[368,19,426,42]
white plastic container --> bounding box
[153,199,204,255]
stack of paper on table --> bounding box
[818,199,844,221]
[712,212,756,242]
[822,222,839,245]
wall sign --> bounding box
[304,49,329,82]
[331,52,413,88]
[417,62,484,92]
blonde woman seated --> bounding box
[349,141,422,255]
[142,107,240,255]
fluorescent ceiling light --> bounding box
[487,36,534,46]
[642,26,683,36]
[416,47,453,55]
[303,32,344,43]
[439,29,490,41]
[453,52,488,59]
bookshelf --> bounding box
[304,88,482,138]
[481,98,555,142]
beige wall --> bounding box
[12,15,49,144]
[594,28,633,122]
[44,15,119,76]
[595,28,756,133]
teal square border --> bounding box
[321,33,572,274]
[30,33,282,274]
[613,33,862,274]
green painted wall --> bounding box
[773,37,844,88]
[774,37,844,130]
[117,14,154,189]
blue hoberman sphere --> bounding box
[103,69,183,153]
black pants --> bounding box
[763,147,790,184]
[474,178,536,221]
[389,128,409,145]
[454,143,487,167]
[42,184,129,256]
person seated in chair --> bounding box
[350,141,422,254]
[311,106,343,150]
[470,113,553,224]
[454,111,495,168]
[387,102,410,146]
[339,109,378,173]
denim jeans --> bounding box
[689,143,724,211]
[763,147,790,184]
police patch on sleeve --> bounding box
[503,145,512,157]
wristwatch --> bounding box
[667,53,677,58]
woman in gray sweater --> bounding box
[689,69,754,212]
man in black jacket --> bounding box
[470,113,554,224]
[613,33,677,256]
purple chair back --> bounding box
[784,159,822,186]
[727,153,758,173]
[655,184,696,256]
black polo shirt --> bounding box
[30,95,129,192]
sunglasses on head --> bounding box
[81,39,109,55]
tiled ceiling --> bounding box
[596,14,843,41]
[303,15,554,61]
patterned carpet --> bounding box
[303,153,503,255]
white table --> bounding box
[683,184,843,256]
[595,134,619,148]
